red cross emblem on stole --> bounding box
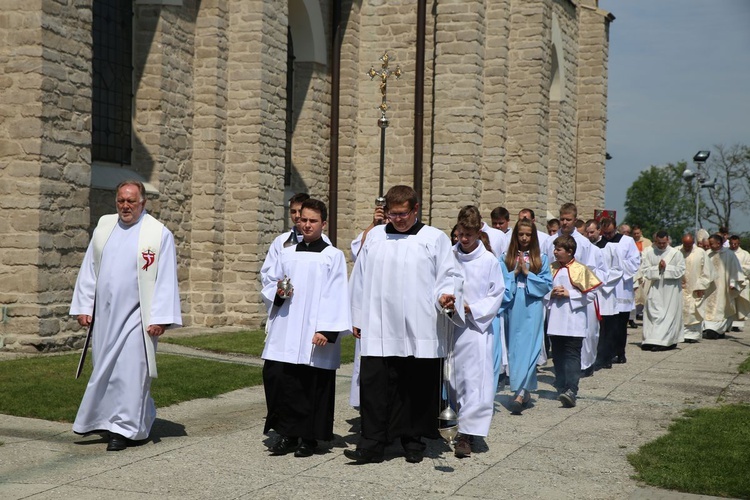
[142,250,156,271]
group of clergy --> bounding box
[668,230,750,345]
[258,187,749,463]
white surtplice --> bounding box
[641,245,685,347]
[450,243,505,437]
[704,247,744,333]
[680,245,714,340]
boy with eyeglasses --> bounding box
[346,185,460,464]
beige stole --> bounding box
[92,213,164,378]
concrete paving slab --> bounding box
[0,327,748,499]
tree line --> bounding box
[624,143,750,244]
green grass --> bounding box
[739,355,750,374]
[0,353,262,423]
[162,329,357,364]
[628,404,750,498]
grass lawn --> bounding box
[628,404,750,498]
[162,329,357,364]
[739,355,750,374]
[0,353,262,423]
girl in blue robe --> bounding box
[500,219,553,414]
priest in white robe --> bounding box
[71,181,182,451]
[679,234,713,342]
[641,231,685,350]
[729,235,750,330]
[345,185,460,465]
[703,234,743,338]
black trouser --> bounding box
[613,311,630,357]
[598,314,618,365]
[357,356,440,452]
[550,336,583,395]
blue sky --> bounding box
[598,0,750,231]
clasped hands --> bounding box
[514,257,530,276]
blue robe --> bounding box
[501,253,553,392]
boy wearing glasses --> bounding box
[346,185,460,464]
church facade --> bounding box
[0,0,613,351]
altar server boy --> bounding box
[260,198,351,458]
[449,208,506,458]
[546,235,601,408]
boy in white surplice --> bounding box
[449,207,506,458]
[260,199,351,458]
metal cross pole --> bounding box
[367,52,402,207]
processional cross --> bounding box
[367,52,402,204]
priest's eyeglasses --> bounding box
[387,209,414,220]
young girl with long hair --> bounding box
[501,219,553,414]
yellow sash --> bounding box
[551,259,602,293]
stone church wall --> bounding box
[0,0,611,351]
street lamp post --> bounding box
[682,150,713,238]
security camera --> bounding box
[682,169,696,181]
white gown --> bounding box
[71,216,182,440]
[261,243,352,370]
[350,223,460,358]
[450,243,505,437]
[641,246,686,346]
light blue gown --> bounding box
[500,252,553,393]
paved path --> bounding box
[1,326,748,500]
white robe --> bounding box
[545,265,594,338]
[350,223,460,358]
[260,228,331,288]
[704,248,743,333]
[611,236,641,313]
[641,246,685,346]
[680,245,713,340]
[71,215,182,440]
[261,243,351,370]
[450,243,505,437]
[582,245,606,370]
[731,247,750,323]
[481,222,510,258]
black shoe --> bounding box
[611,355,627,364]
[558,389,577,408]
[269,435,299,455]
[594,361,612,370]
[580,366,594,378]
[628,320,638,329]
[294,439,317,458]
[344,448,384,464]
[717,332,726,339]
[731,326,740,332]
[107,433,128,452]
[683,338,699,344]
[404,449,423,463]
[640,344,653,351]
[702,329,719,340]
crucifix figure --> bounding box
[367,52,402,202]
